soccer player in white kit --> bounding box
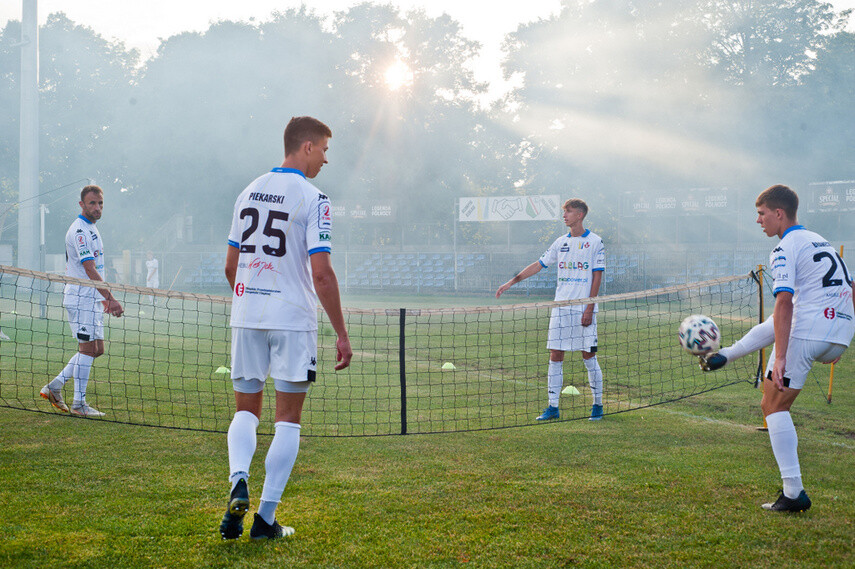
[496,199,606,421]
[40,185,124,417]
[145,251,159,305]
[702,185,854,512]
[219,117,352,540]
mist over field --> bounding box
[1,0,853,291]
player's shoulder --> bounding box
[584,229,604,244]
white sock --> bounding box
[766,411,802,498]
[50,353,79,390]
[547,361,563,408]
[72,354,94,405]
[719,317,775,362]
[584,356,603,406]
[259,421,301,523]
[228,410,259,479]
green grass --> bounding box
[1,278,853,567]
[2,376,854,569]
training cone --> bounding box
[214,366,231,374]
[561,385,581,395]
[441,362,456,371]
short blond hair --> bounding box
[563,198,588,217]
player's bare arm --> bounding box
[310,251,352,370]
[582,270,603,327]
[770,291,794,391]
[224,245,239,291]
[496,261,543,298]
[81,259,123,317]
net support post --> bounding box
[398,308,408,435]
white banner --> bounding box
[458,195,561,222]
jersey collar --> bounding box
[567,229,590,238]
[271,167,306,179]
[78,214,94,224]
[782,225,805,238]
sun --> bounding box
[384,60,413,91]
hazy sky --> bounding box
[1,0,853,98]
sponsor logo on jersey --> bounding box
[319,232,331,241]
[235,283,245,296]
[578,241,590,249]
[559,242,570,252]
[558,261,589,270]
[824,307,836,319]
[773,255,786,263]
[772,246,784,253]
[90,232,98,241]
[318,202,332,229]
[77,235,86,247]
[812,241,831,248]
[248,257,280,277]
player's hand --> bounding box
[105,299,123,317]
[335,336,352,370]
[495,283,510,298]
[771,359,787,391]
[581,308,594,327]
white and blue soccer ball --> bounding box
[678,314,721,356]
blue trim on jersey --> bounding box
[539,259,548,269]
[79,256,94,263]
[782,225,805,237]
[773,287,795,297]
[309,246,331,256]
[592,267,604,272]
[228,239,239,248]
[271,167,307,179]
[581,229,590,237]
[78,214,94,224]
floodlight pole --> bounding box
[18,0,40,270]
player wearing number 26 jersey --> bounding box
[227,167,332,332]
[769,226,854,346]
[702,185,854,513]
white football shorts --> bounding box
[547,307,598,352]
[765,337,848,390]
[66,301,104,342]
[230,328,317,393]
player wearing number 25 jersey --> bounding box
[227,167,332,332]
[220,117,351,541]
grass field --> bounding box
[1,275,853,567]
[2,369,854,569]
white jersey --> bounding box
[228,167,332,331]
[539,229,605,310]
[63,215,104,306]
[145,258,159,287]
[770,225,855,346]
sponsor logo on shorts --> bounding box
[235,283,245,296]
[824,307,836,319]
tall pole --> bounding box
[18,0,39,269]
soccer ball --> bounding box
[678,314,721,356]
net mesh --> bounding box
[0,265,760,436]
